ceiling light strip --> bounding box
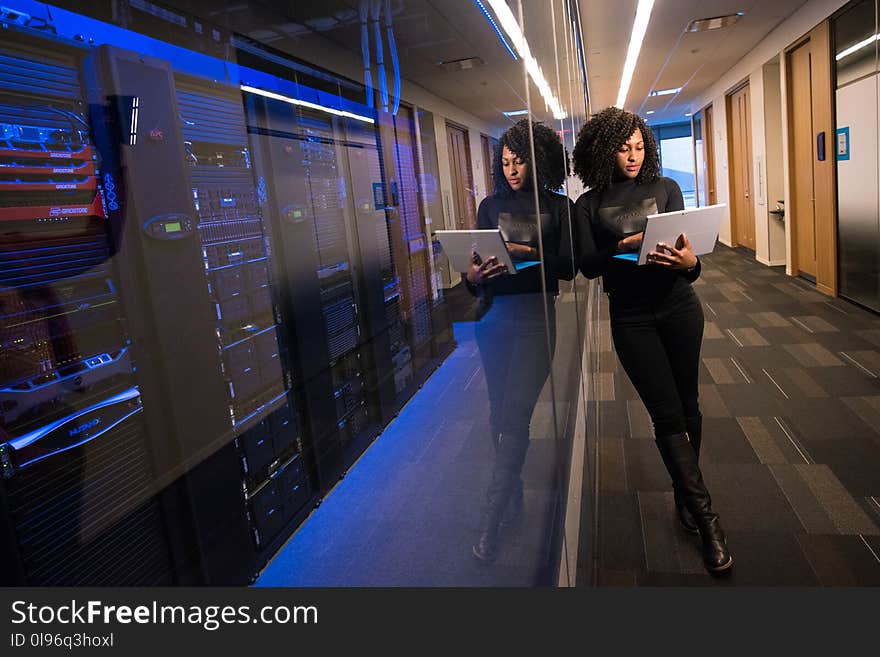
[240,85,375,124]
[836,33,879,61]
[474,0,518,60]
[616,0,655,109]
[485,0,567,120]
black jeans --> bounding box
[609,280,703,437]
[474,293,556,524]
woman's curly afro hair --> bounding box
[492,118,567,196]
[571,107,661,192]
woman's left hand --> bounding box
[647,232,697,271]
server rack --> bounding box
[173,76,311,566]
[376,109,454,384]
[0,37,175,585]
[0,3,455,585]
[339,116,411,421]
[243,94,383,487]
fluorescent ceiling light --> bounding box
[650,86,682,97]
[503,109,529,117]
[646,110,655,114]
[836,33,879,61]
[474,0,517,60]
[616,0,655,109]
[240,85,375,123]
[484,0,567,120]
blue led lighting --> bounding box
[473,0,518,60]
[10,386,141,451]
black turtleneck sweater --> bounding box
[470,188,575,296]
[576,176,700,299]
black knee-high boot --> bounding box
[656,432,732,572]
[674,416,702,533]
[474,432,530,562]
[473,473,515,563]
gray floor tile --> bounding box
[698,384,731,418]
[737,417,789,464]
[768,464,838,534]
[718,532,820,586]
[700,417,760,464]
[598,491,646,571]
[598,438,627,492]
[792,315,840,333]
[797,435,880,499]
[704,321,725,339]
[795,534,880,586]
[704,357,742,384]
[778,397,877,444]
[795,464,879,535]
[699,462,803,534]
[638,492,680,573]
[749,311,792,328]
[597,569,638,586]
[784,342,846,368]
[624,440,668,491]
[729,327,770,347]
[781,367,828,398]
[841,396,880,437]
[839,350,880,378]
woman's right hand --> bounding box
[466,251,508,285]
[617,231,644,253]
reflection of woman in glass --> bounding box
[573,107,731,573]
[466,119,574,563]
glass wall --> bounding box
[0,0,591,586]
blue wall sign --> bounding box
[836,126,850,161]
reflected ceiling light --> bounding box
[836,33,879,61]
[482,0,567,119]
[240,85,375,124]
[473,0,517,60]
[437,57,485,71]
[616,0,655,109]
[646,110,655,114]
[503,109,529,117]
[649,86,682,97]
[686,13,744,32]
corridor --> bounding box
[589,245,880,585]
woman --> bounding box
[466,119,574,563]
[572,107,732,573]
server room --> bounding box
[5,0,880,591]
[0,0,590,587]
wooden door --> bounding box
[480,133,494,197]
[789,40,818,279]
[727,84,756,250]
[705,106,717,205]
[446,123,476,230]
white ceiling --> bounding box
[172,0,813,129]
[579,0,811,123]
